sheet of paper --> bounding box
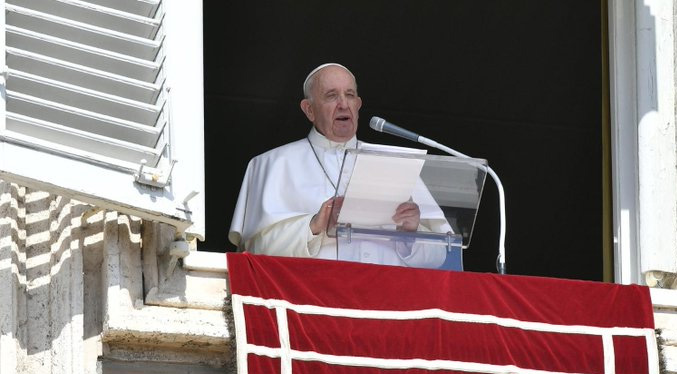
[337,144,427,227]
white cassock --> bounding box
[229,127,449,269]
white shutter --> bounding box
[0,0,205,239]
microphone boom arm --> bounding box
[418,135,507,275]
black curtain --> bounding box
[201,0,603,281]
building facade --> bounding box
[1,0,677,372]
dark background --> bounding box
[200,1,603,281]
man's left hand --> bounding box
[393,201,420,232]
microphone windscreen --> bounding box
[369,116,385,131]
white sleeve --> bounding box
[397,241,447,269]
[394,219,448,269]
[244,214,324,258]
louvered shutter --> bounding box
[0,0,205,239]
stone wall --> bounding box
[653,289,677,373]
[0,181,229,373]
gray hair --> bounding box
[302,63,357,100]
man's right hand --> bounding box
[310,197,341,235]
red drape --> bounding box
[227,253,657,374]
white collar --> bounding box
[307,127,358,150]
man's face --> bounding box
[301,66,362,142]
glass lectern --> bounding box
[326,147,487,271]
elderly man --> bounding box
[228,63,446,268]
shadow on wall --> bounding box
[0,182,144,361]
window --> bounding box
[0,0,204,239]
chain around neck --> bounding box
[306,135,339,190]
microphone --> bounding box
[369,116,420,143]
[369,116,470,158]
[369,115,507,275]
